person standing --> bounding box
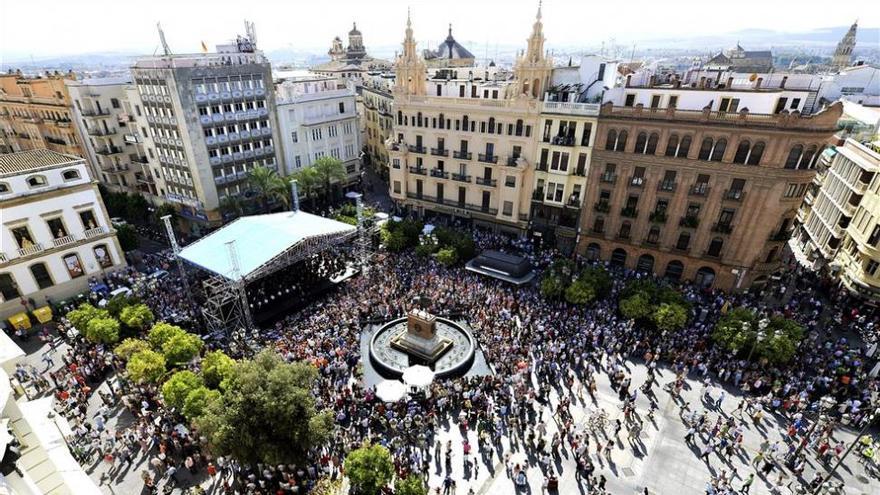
[739,472,754,493]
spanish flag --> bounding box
[201,41,208,53]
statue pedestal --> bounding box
[390,309,453,362]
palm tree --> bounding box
[219,195,246,220]
[313,157,348,204]
[247,166,288,212]
[289,167,320,210]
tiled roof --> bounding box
[0,149,83,176]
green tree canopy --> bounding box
[162,331,204,366]
[114,338,151,360]
[201,350,236,389]
[712,308,804,364]
[116,223,140,252]
[313,156,348,202]
[394,474,428,495]
[344,442,394,495]
[540,275,566,299]
[436,247,458,266]
[85,317,120,344]
[619,292,653,321]
[67,303,108,332]
[127,349,167,384]
[147,322,187,350]
[106,294,141,318]
[162,370,204,411]
[289,167,321,208]
[565,278,597,305]
[195,350,332,465]
[579,266,612,299]
[248,166,289,212]
[119,304,154,330]
[182,386,221,420]
[653,302,688,332]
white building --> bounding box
[275,76,361,180]
[0,150,125,320]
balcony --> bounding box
[712,223,734,234]
[123,133,142,144]
[430,169,449,179]
[430,147,448,157]
[81,108,111,117]
[130,154,149,164]
[408,145,426,154]
[96,145,124,156]
[17,243,44,257]
[689,185,711,197]
[536,162,549,172]
[541,100,601,116]
[600,172,617,184]
[101,164,130,174]
[573,167,587,177]
[657,181,677,193]
[621,207,639,218]
[408,166,427,176]
[52,235,76,248]
[476,177,497,186]
[506,156,521,167]
[88,127,117,137]
[84,226,108,238]
[45,136,67,145]
[679,216,700,228]
[768,230,792,242]
[723,189,745,202]
[453,150,472,160]
[477,153,498,164]
[532,189,545,201]
[566,198,582,208]
[629,177,645,188]
[594,201,611,213]
[550,135,576,147]
[649,211,668,223]
[451,173,470,183]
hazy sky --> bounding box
[1,0,877,59]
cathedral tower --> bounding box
[512,2,553,99]
[832,21,858,70]
[394,10,427,96]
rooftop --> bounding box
[0,149,83,177]
[67,76,132,87]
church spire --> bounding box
[512,2,553,99]
[832,20,858,70]
[395,9,426,96]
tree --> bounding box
[120,304,154,331]
[289,167,321,209]
[156,203,178,228]
[202,350,236,389]
[653,303,688,332]
[248,166,289,212]
[414,242,439,258]
[436,247,458,266]
[712,307,758,356]
[540,275,565,299]
[162,370,204,411]
[106,294,140,318]
[384,230,407,252]
[195,350,332,465]
[313,156,347,203]
[712,309,804,364]
[344,442,394,495]
[116,223,140,252]
[127,349,167,384]
[579,266,612,299]
[619,292,653,321]
[182,386,221,420]
[565,278,596,305]
[148,322,187,350]
[66,303,107,332]
[394,474,428,495]
[85,317,120,344]
[125,193,150,223]
[162,331,204,366]
[219,195,246,219]
[114,338,150,360]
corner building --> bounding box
[580,85,842,290]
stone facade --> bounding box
[578,101,842,290]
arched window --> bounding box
[665,261,684,281]
[698,137,714,160]
[707,237,724,257]
[646,133,659,155]
[438,113,445,129]
[586,243,601,260]
[733,140,751,164]
[610,248,628,267]
[397,110,403,126]
[532,78,540,98]
[417,112,423,127]
[765,246,779,263]
[616,130,628,152]
[678,135,692,158]
[0,182,9,194]
[635,132,648,153]
[30,262,53,289]
[62,169,81,181]
[785,145,803,169]
[523,80,531,96]
[694,267,716,287]
[488,117,495,134]
[605,129,618,151]
[515,119,524,136]
[710,138,727,162]
[747,142,765,165]
[665,134,679,157]
[26,175,48,188]
[636,254,655,273]
[462,115,469,130]
[801,145,818,170]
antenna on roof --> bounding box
[245,20,257,47]
[157,22,172,56]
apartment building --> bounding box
[275,76,361,179]
[387,8,548,233]
[795,139,880,301]
[0,150,125,320]
[131,34,281,231]
[66,77,164,200]
[579,83,842,290]
[361,73,395,176]
[0,71,83,157]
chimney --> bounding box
[726,77,734,89]
[755,77,763,89]
[699,76,706,88]
[674,79,681,89]
[625,74,632,87]
[780,76,788,89]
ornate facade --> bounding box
[311,23,391,81]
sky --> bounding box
[1,0,877,60]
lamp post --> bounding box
[746,318,771,362]
[787,395,836,468]
[813,406,879,494]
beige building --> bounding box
[361,75,395,176]
[0,71,84,158]
[795,139,880,301]
[387,8,549,233]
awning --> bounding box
[32,306,52,324]
[7,313,30,331]
[788,238,814,269]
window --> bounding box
[110,98,120,109]
[393,181,401,194]
[785,145,804,169]
[719,98,739,112]
[61,169,81,181]
[619,222,632,239]
[593,216,605,233]
[616,131,627,152]
[503,201,513,216]
[0,182,8,194]
[868,225,880,247]
[30,262,54,289]
[631,167,645,186]
[676,232,691,251]
[624,94,636,107]
[868,260,880,277]
[677,135,692,158]
[0,273,19,300]
[650,95,661,108]
[710,138,726,161]
[505,176,516,187]
[665,135,679,157]
[295,156,302,168]
[784,183,808,198]
[747,142,765,165]
[635,132,647,153]
[668,95,678,108]
[46,218,67,239]
[698,138,714,160]
[11,226,34,249]
[338,102,345,113]
[774,97,788,114]
[646,226,660,244]
[291,131,298,143]
[790,98,801,110]
[707,238,724,257]
[733,140,750,164]
[646,133,659,154]
[26,175,48,188]
[605,129,617,151]
[79,209,98,229]
[62,253,85,278]
[93,244,113,268]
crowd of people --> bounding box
[18,219,880,494]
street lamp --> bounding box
[813,405,880,494]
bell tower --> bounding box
[512,1,553,99]
[394,9,427,96]
[832,21,858,70]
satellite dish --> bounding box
[749,73,758,82]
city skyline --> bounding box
[1,0,878,61]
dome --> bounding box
[424,25,475,62]
[349,22,361,36]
